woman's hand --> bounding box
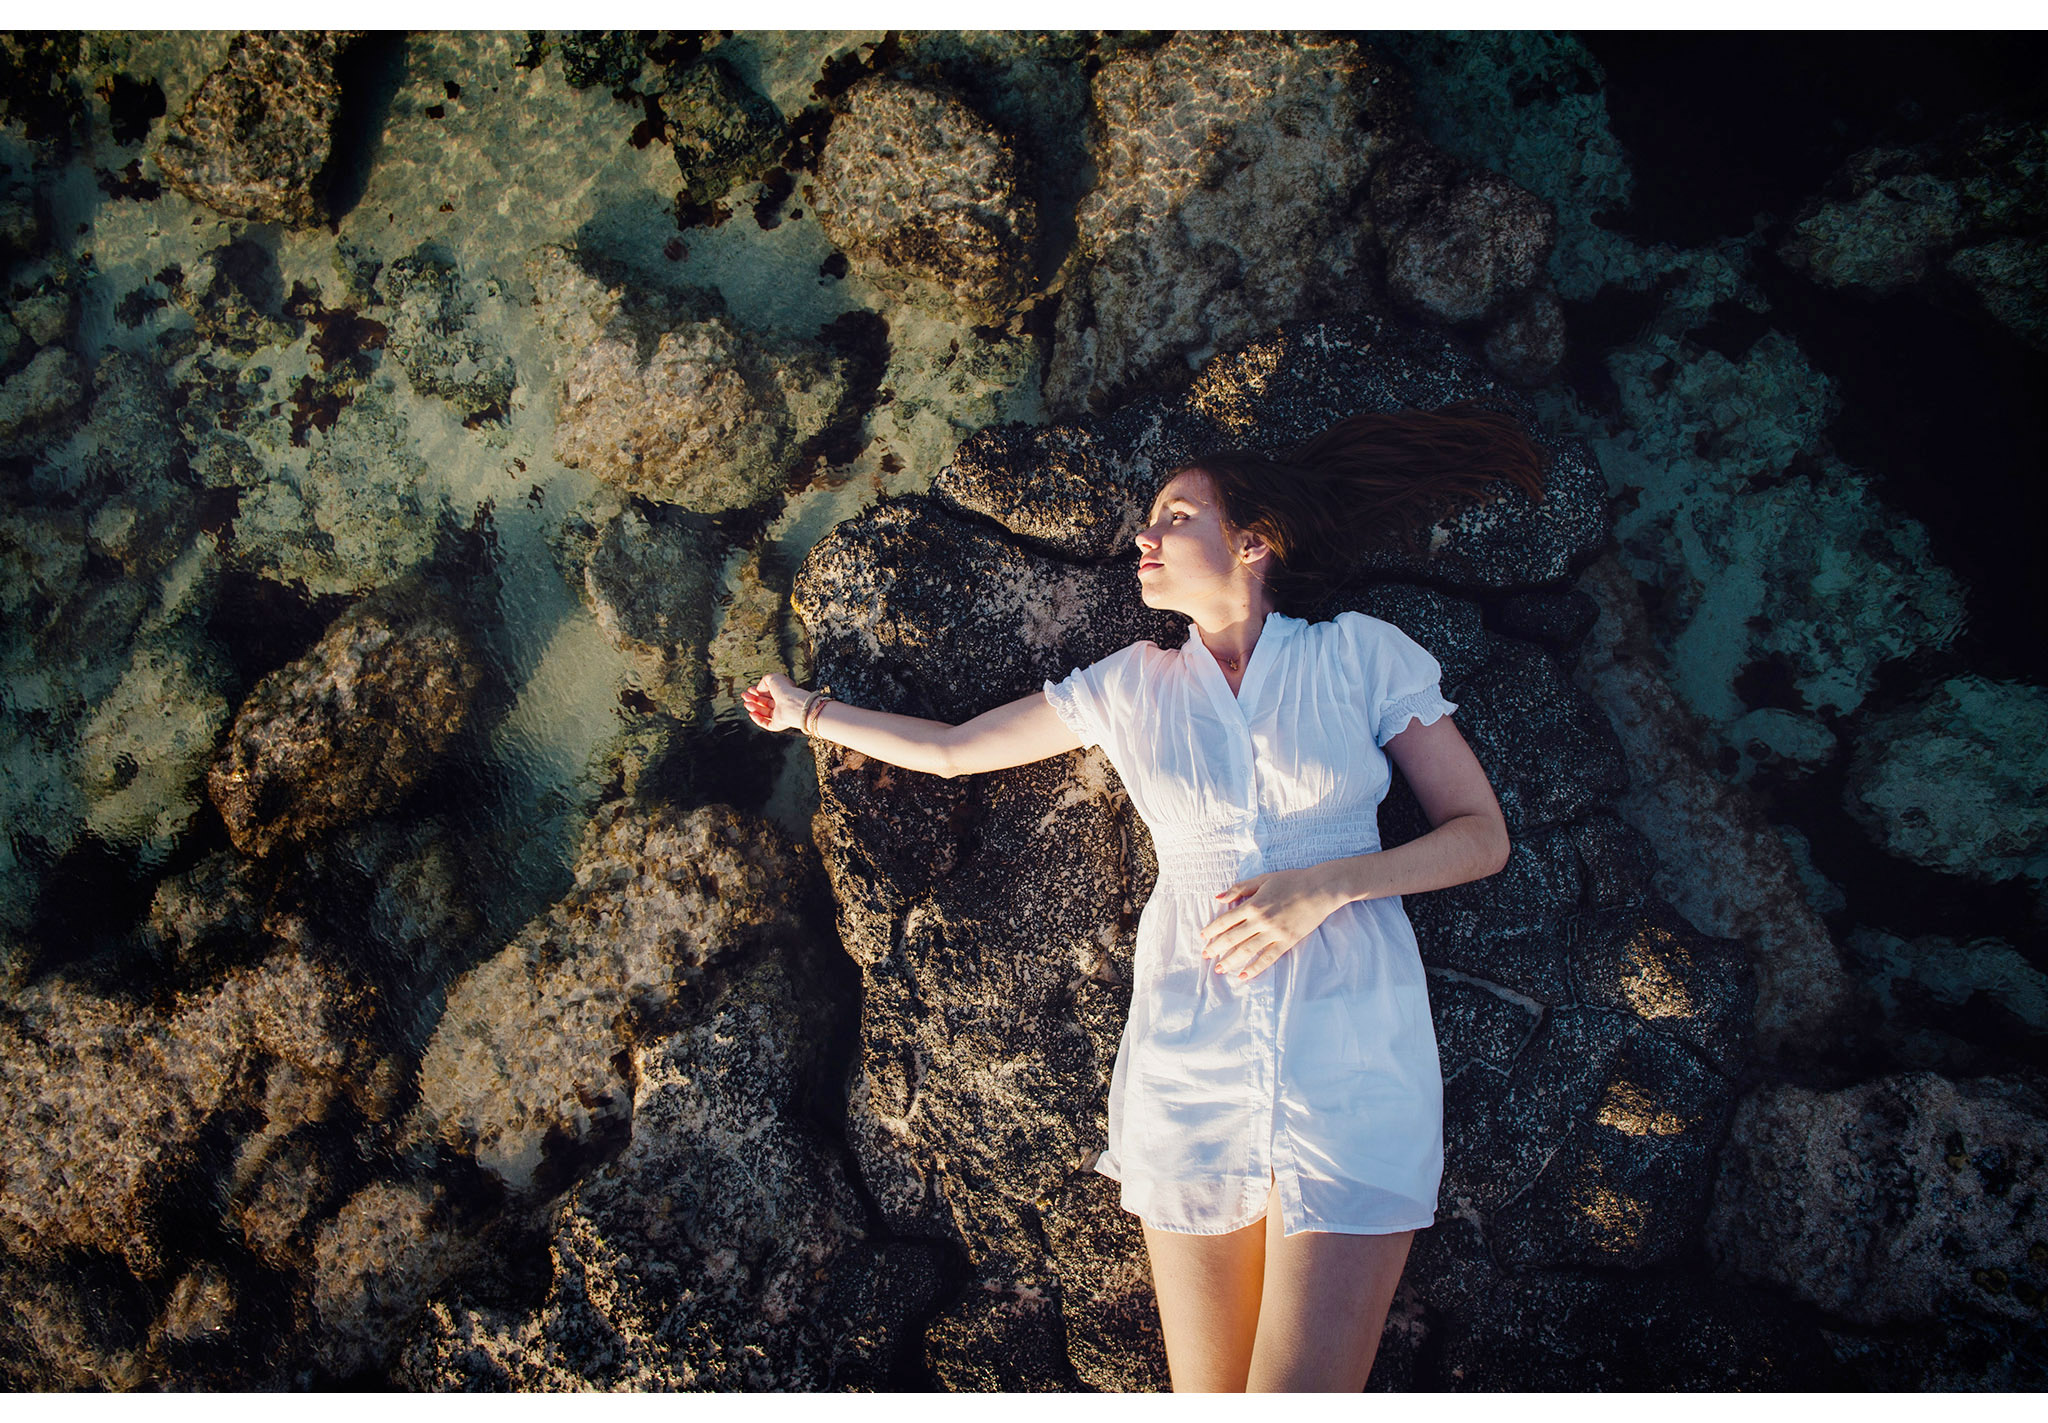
[1201,867,1348,980]
[742,673,810,734]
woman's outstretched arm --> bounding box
[743,673,1083,779]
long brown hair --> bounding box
[1171,401,1547,613]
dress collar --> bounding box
[1184,611,1299,708]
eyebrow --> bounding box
[1148,491,1200,522]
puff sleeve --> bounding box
[1042,641,1151,754]
[1337,611,1459,748]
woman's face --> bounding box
[1134,469,1266,613]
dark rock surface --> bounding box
[581,502,728,722]
[1373,138,1557,329]
[154,32,350,228]
[797,318,1766,1387]
[1708,1073,2048,1326]
[378,244,518,422]
[0,345,87,456]
[0,950,383,1281]
[208,581,485,859]
[943,315,1607,584]
[662,57,783,209]
[397,940,939,1390]
[406,802,810,1202]
[1778,117,2048,349]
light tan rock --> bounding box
[814,78,1039,324]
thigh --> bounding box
[1143,1207,1269,1393]
[1246,1225,1413,1392]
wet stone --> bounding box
[207,582,484,859]
[814,78,1040,325]
[154,32,349,229]
[662,57,783,209]
[1044,32,1408,415]
[1373,138,1558,328]
[582,502,727,723]
[376,244,517,422]
[1708,1073,2048,1327]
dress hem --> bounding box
[1097,1161,1434,1239]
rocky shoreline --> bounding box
[0,30,2042,1389]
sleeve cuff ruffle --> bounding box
[1377,688,1458,747]
[1042,676,1098,748]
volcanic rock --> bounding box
[312,1180,482,1378]
[799,316,1756,1385]
[1482,283,1568,386]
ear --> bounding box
[1237,532,1272,566]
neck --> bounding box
[1192,594,1279,670]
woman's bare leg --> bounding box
[1142,1207,1269,1392]
[1245,1220,1413,1392]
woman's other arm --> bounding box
[742,673,1082,779]
[1336,713,1512,898]
[1200,715,1510,978]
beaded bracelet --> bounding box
[801,691,834,737]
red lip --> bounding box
[1138,559,1162,571]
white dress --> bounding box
[1042,609,1453,1237]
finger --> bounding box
[1238,942,1292,981]
[1212,880,1257,909]
[1199,908,1253,953]
[1210,928,1265,972]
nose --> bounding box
[1135,524,1160,554]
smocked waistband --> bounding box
[1149,808,1382,893]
